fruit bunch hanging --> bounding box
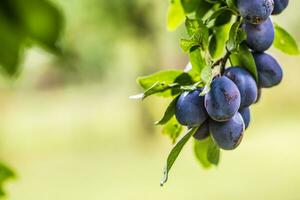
[131,0,298,185]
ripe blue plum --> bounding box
[175,89,208,127]
[205,76,241,122]
[272,0,289,14]
[224,67,258,108]
[210,113,245,150]
[237,0,274,24]
[193,121,209,141]
[255,88,262,103]
[239,107,251,129]
[253,52,283,88]
[243,17,274,52]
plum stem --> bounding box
[220,50,231,74]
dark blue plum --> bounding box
[210,113,245,150]
[253,52,283,88]
[175,89,208,127]
[193,121,209,141]
[237,0,274,24]
[243,17,274,52]
[255,88,262,103]
[224,67,258,108]
[205,76,241,122]
[239,107,251,129]
[272,0,289,14]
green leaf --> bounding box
[209,23,231,59]
[0,12,23,76]
[181,0,201,13]
[138,70,184,90]
[230,43,258,82]
[167,0,186,31]
[13,0,63,52]
[0,163,15,196]
[189,48,207,75]
[185,18,209,47]
[226,20,245,53]
[156,96,179,125]
[162,117,183,143]
[200,65,212,84]
[274,23,300,55]
[205,7,236,26]
[136,70,193,98]
[180,38,199,53]
[214,10,233,27]
[226,0,237,11]
[161,127,198,186]
[194,136,220,168]
[130,82,179,100]
[207,140,220,165]
[195,1,214,18]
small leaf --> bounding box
[130,82,179,100]
[189,48,207,76]
[160,127,198,186]
[180,0,201,13]
[205,7,236,26]
[195,1,214,18]
[230,43,258,82]
[226,20,244,53]
[14,0,63,52]
[209,23,231,59]
[137,70,193,97]
[226,0,237,11]
[0,163,15,197]
[162,117,183,143]
[200,64,212,84]
[0,12,24,76]
[274,23,299,55]
[167,0,186,31]
[155,96,179,125]
[180,38,199,53]
[207,140,220,165]
[185,18,209,42]
[194,136,220,168]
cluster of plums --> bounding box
[175,0,287,150]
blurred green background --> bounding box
[0,0,299,199]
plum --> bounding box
[239,107,251,129]
[253,52,283,88]
[243,17,274,52]
[255,88,262,103]
[175,89,208,127]
[205,76,241,122]
[210,113,245,150]
[272,0,289,14]
[192,121,209,141]
[224,67,258,108]
[237,0,274,24]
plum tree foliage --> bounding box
[0,0,63,196]
[132,0,298,186]
[0,0,63,76]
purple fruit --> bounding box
[175,89,208,127]
[224,67,258,108]
[272,0,289,15]
[205,76,241,122]
[237,0,274,24]
[239,107,251,129]
[210,113,245,150]
[253,52,283,88]
[193,121,209,141]
[243,17,274,52]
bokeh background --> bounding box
[0,0,299,199]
